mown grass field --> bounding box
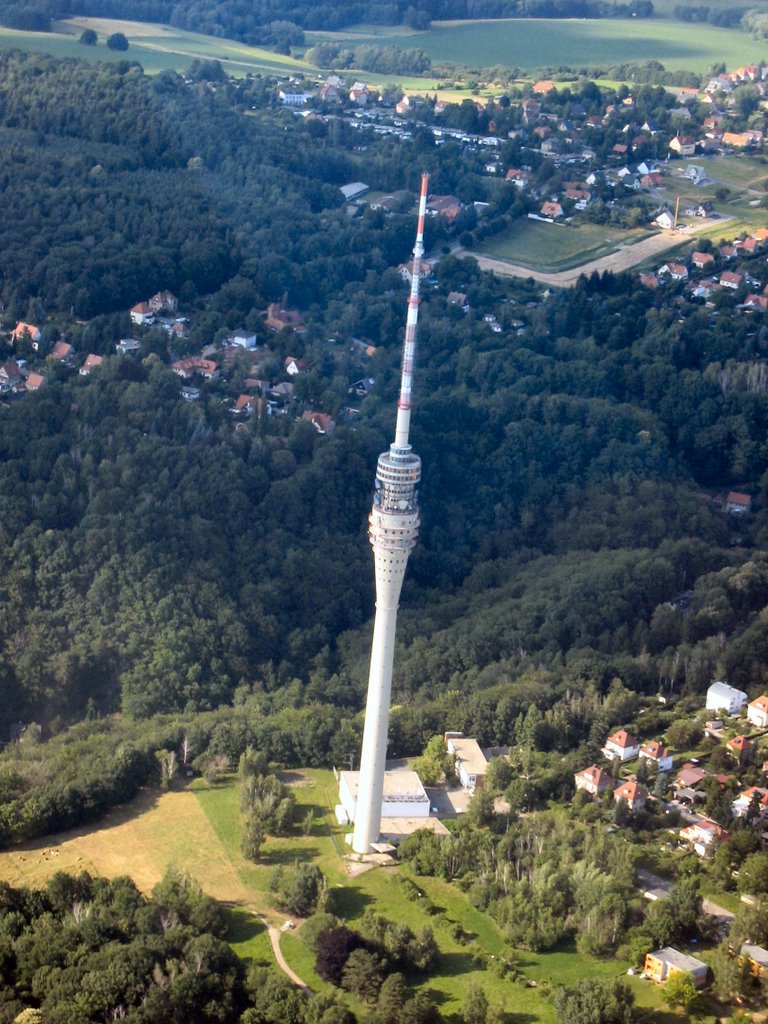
[307,17,764,73]
[476,219,649,271]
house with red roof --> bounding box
[747,695,768,729]
[302,410,335,435]
[720,271,743,290]
[266,304,306,334]
[50,341,74,362]
[24,372,45,391]
[727,735,753,766]
[679,819,730,856]
[691,251,715,270]
[732,786,768,818]
[602,730,640,762]
[11,321,40,345]
[725,492,752,515]
[540,201,563,219]
[171,357,218,380]
[130,302,155,326]
[79,354,103,376]
[639,741,673,773]
[574,765,613,796]
[613,779,646,812]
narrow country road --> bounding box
[267,925,312,993]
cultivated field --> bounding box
[308,17,765,73]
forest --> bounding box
[0,49,767,845]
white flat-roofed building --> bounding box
[445,733,488,790]
[338,769,430,824]
[706,681,748,715]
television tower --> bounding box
[351,172,429,855]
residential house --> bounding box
[445,732,488,791]
[229,330,258,350]
[532,79,555,94]
[321,76,343,103]
[116,338,141,356]
[148,290,178,313]
[279,88,313,106]
[691,251,715,270]
[0,361,21,390]
[660,263,688,281]
[720,270,744,291]
[602,730,640,762]
[613,779,647,812]
[399,259,433,284]
[51,341,73,362]
[24,372,44,391]
[79,354,103,376]
[722,131,752,148]
[349,81,370,105]
[130,302,155,326]
[655,210,675,230]
[640,273,659,289]
[727,735,753,766]
[447,291,469,308]
[11,322,40,345]
[233,394,256,415]
[506,168,533,189]
[679,819,730,856]
[302,410,335,434]
[540,201,564,219]
[720,244,738,260]
[732,786,768,818]
[265,304,306,334]
[706,681,748,714]
[426,195,462,222]
[639,741,673,773]
[644,948,708,987]
[669,135,696,157]
[574,764,613,796]
[284,356,307,376]
[675,763,709,790]
[747,694,768,729]
[725,492,752,515]
[171,357,218,380]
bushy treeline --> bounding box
[673,3,748,27]
[0,869,246,1024]
[305,43,432,75]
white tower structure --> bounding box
[351,172,429,855]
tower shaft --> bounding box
[351,173,429,855]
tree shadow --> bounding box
[264,844,321,865]
[332,885,373,919]
[435,950,478,977]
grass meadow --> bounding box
[476,219,649,271]
[0,768,676,1022]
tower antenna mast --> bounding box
[351,172,429,854]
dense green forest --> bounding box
[0,49,768,844]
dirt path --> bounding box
[268,926,312,992]
[461,217,729,287]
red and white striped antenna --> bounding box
[394,171,428,449]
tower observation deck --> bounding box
[351,173,429,855]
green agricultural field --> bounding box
[476,218,649,272]
[0,18,312,77]
[308,17,765,74]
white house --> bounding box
[655,210,675,230]
[639,741,673,773]
[679,819,730,856]
[229,330,258,350]
[732,786,768,819]
[574,764,613,796]
[602,730,640,762]
[445,733,487,790]
[706,681,748,715]
[337,769,430,825]
[748,695,768,729]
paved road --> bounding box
[637,868,735,927]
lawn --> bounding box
[308,17,764,74]
[476,218,648,271]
